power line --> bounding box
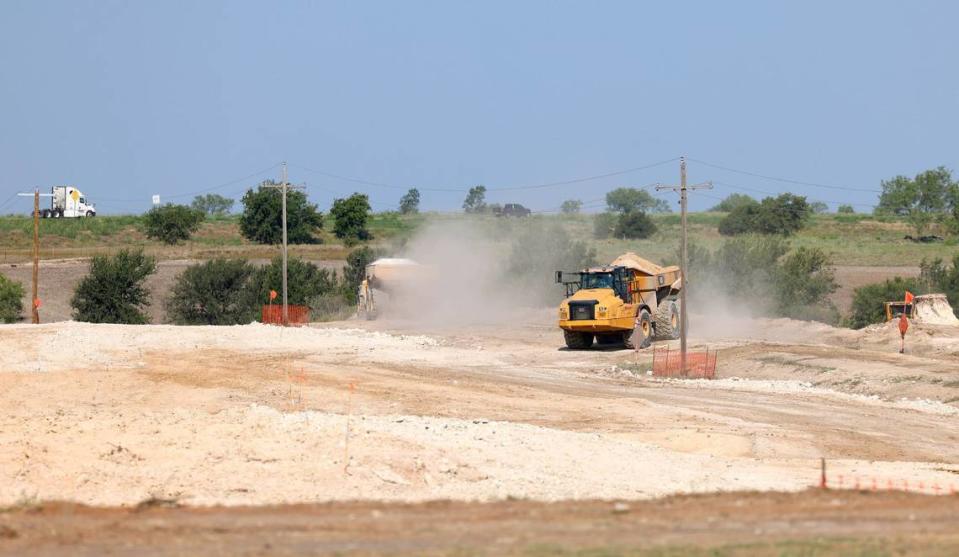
[489,157,680,191]
[688,158,882,193]
[712,180,876,208]
[289,157,680,193]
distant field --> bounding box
[0,211,954,267]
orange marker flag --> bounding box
[269,290,278,301]
[904,291,914,304]
[33,298,42,309]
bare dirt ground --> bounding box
[1,305,959,554]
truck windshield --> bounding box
[581,272,613,289]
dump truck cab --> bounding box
[557,253,682,350]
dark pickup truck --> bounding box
[494,203,532,217]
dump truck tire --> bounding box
[629,309,653,349]
[563,330,594,349]
[655,300,680,340]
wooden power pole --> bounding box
[656,157,712,374]
[18,188,51,324]
[31,190,39,324]
[264,163,305,326]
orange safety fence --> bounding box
[261,304,310,326]
[818,459,957,495]
[651,345,717,379]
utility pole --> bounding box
[264,163,304,326]
[656,157,712,375]
[17,188,52,324]
[31,190,39,324]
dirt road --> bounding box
[1,315,958,506]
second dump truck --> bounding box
[557,252,682,349]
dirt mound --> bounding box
[913,294,959,325]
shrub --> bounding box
[246,256,340,309]
[687,236,839,324]
[71,250,157,324]
[399,188,420,214]
[847,277,926,329]
[191,194,234,216]
[774,247,839,322]
[239,182,324,244]
[560,199,583,214]
[593,212,617,239]
[165,258,258,325]
[613,210,657,239]
[0,273,24,323]
[809,201,829,214]
[330,193,373,245]
[144,204,205,245]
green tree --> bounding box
[165,258,258,325]
[837,204,855,214]
[462,185,487,213]
[399,188,420,215]
[71,250,157,324]
[191,194,235,216]
[605,187,671,214]
[809,201,829,214]
[847,277,926,329]
[710,193,756,212]
[613,210,657,239]
[0,273,24,323]
[144,203,205,245]
[330,193,373,244]
[560,199,583,214]
[718,194,810,236]
[239,182,324,244]
[717,199,762,236]
[876,167,959,235]
[246,256,340,308]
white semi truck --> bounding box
[41,186,96,218]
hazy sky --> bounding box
[2,1,957,215]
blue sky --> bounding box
[1,1,957,215]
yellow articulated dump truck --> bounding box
[556,252,682,349]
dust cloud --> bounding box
[370,220,581,326]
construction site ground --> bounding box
[1,307,958,554]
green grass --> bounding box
[0,211,955,267]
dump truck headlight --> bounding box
[559,308,569,319]
[597,306,607,318]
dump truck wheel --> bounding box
[563,330,594,349]
[632,309,653,349]
[655,300,680,340]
